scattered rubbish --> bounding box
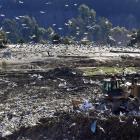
[119,117,125,123]
[0,44,140,139]
[98,125,105,133]
[132,118,138,126]
[80,100,93,111]
[2,130,12,137]
[72,99,83,110]
[69,123,76,128]
[2,50,12,58]
[91,120,97,134]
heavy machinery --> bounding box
[131,77,140,98]
[102,76,140,114]
[102,76,140,100]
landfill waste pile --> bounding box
[0,45,140,140]
[3,112,140,140]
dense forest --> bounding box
[0,0,140,45]
[0,0,140,29]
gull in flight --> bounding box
[40,11,46,14]
[19,1,24,4]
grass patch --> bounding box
[79,67,139,76]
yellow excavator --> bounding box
[102,77,140,100]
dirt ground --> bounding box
[0,45,140,140]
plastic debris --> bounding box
[91,120,97,134]
[2,130,12,137]
[133,119,138,126]
[80,100,93,111]
[98,125,105,133]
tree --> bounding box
[52,34,61,44]
[0,31,6,42]
[18,16,44,42]
[78,4,96,23]
[33,26,47,43]
[0,30,8,48]
[46,27,55,41]
[0,16,48,43]
[61,36,74,44]
[17,38,25,44]
[1,18,20,43]
[95,17,112,43]
[128,30,140,47]
[110,26,130,46]
[67,4,114,44]
[68,4,96,42]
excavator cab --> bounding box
[102,77,126,99]
[103,79,121,92]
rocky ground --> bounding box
[0,44,140,140]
